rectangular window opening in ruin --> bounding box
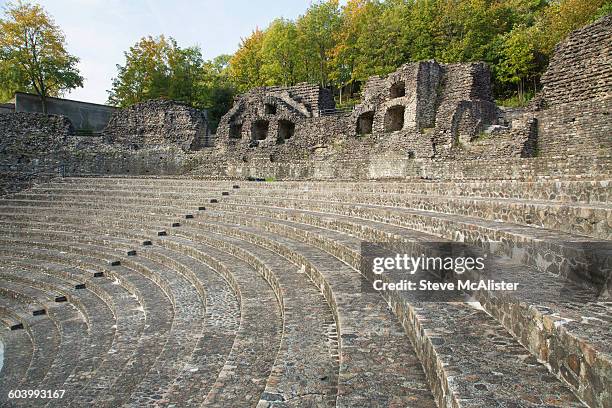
[384,106,405,132]
[390,82,406,98]
[265,103,277,115]
[251,120,269,140]
[356,112,374,135]
[229,123,243,139]
[277,120,295,144]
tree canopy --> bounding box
[0,1,83,111]
[227,0,612,104]
[108,35,235,131]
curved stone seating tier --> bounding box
[213,196,609,292]
[0,320,33,403]
[2,190,605,293]
[195,206,610,407]
[3,200,437,405]
[180,216,586,407]
[0,228,286,406]
[0,263,118,404]
[0,176,610,408]
[0,244,165,407]
[11,187,612,239]
[0,218,286,406]
[33,177,611,204]
[0,266,116,403]
[201,204,612,398]
[0,295,56,395]
[0,280,86,406]
[0,236,244,407]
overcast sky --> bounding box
[0,0,317,104]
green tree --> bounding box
[260,19,301,86]
[495,24,538,101]
[195,54,235,132]
[0,1,83,111]
[534,0,611,55]
[108,35,203,106]
[296,0,342,86]
[228,29,266,92]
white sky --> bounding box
[0,0,318,104]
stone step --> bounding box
[3,207,431,406]
[7,228,239,404]
[0,212,287,406]
[172,229,339,406]
[0,272,103,406]
[159,239,283,406]
[4,196,607,294]
[16,187,610,240]
[212,197,610,293]
[139,246,239,407]
[169,224,437,407]
[0,282,68,397]
[2,176,609,407]
[0,319,33,404]
[187,211,591,407]
[2,197,608,404]
[0,264,117,405]
[0,237,210,407]
[196,207,610,408]
[4,192,608,293]
[52,172,612,188]
[35,177,612,204]
[0,244,162,407]
[223,190,611,240]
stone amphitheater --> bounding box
[0,15,610,408]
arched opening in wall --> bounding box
[265,103,277,115]
[384,106,405,132]
[251,120,269,140]
[390,82,406,98]
[356,111,374,135]
[229,122,242,139]
[277,120,295,144]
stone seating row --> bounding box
[1,176,610,407]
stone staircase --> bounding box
[0,177,609,408]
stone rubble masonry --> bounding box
[0,15,610,187]
[0,112,74,164]
[192,154,611,182]
[214,60,528,167]
[207,14,610,177]
[534,15,612,157]
[539,14,611,106]
[103,99,209,151]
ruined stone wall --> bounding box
[104,99,209,151]
[214,61,510,166]
[0,112,74,164]
[536,97,612,157]
[430,63,499,155]
[539,14,611,106]
[214,84,339,166]
[191,154,611,181]
[257,83,335,114]
[534,15,612,157]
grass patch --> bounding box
[496,91,534,108]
